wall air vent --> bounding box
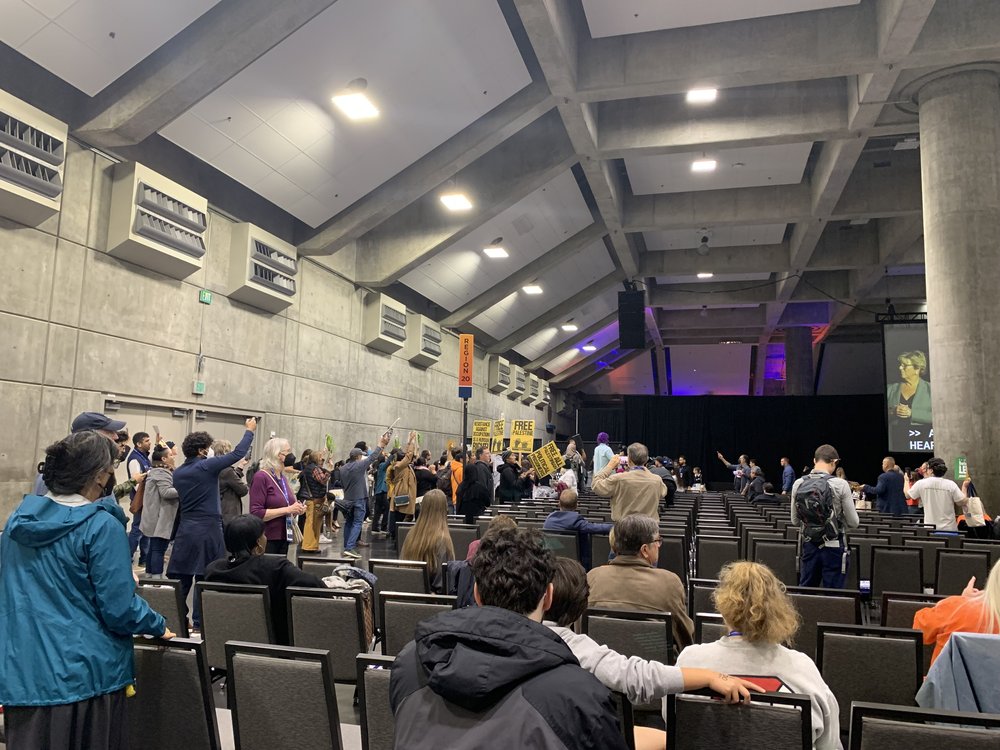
[508,365,527,398]
[107,161,208,279]
[0,89,68,226]
[229,223,298,312]
[522,374,540,404]
[403,314,442,367]
[488,356,511,393]
[363,293,407,354]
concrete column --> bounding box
[918,69,1000,513]
[784,326,815,396]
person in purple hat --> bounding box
[592,432,615,477]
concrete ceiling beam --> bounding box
[641,243,789,277]
[526,312,618,371]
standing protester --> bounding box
[861,457,907,515]
[32,411,127,496]
[125,431,153,567]
[215,439,249,526]
[780,457,796,495]
[457,446,495,525]
[905,457,969,532]
[498,450,526,505]
[717,451,751,492]
[342,432,391,558]
[564,439,586,489]
[386,431,418,544]
[790,444,860,589]
[592,432,615,477]
[591,443,665,521]
[449,448,465,515]
[372,453,390,536]
[249,438,306,557]
[169,419,256,629]
[139,444,179,578]
[297,449,333,553]
[1,431,172,750]
[676,455,693,489]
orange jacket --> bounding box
[913,594,999,668]
[450,459,464,500]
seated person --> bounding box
[400,489,455,593]
[544,558,760,750]
[745,466,766,503]
[204,514,325,645]
[543,489,612,569]
[587,514,694,650]
[914,559,1000,668]
[753,482,781,505]
[390,527,629,749]
[675,561,841,750]
[465,513,516,561]
[555,459,577,492]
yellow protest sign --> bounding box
[510,419,534,453]
[491,419,505,453]
[528,441,563,479]
[471,420,492,449]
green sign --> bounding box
[199,289,213,305]
[955,456,969,481]
[192,380,206,395]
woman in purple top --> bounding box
[249,437,306,555]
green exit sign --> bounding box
[192,380,206,395]
[199,289,213,305]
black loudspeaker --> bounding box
[618,290,645,349]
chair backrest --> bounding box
[582,607,673,665]
[694,612,727,643]
[752,539,799,586]
[196,582,272,671]
[935,549,991,595]
[817,624,922,731]
[447,525,479,560]
[848,535,891,581]
[687,578,719,619]
[542,531,581,562]
[870,546,922,599]
[130,638,219,750]
[379,592,456,656]
[696,535,740,579]
[658,534,689,584]
[879,592,948,675]
[287,587,367,682]
[962,540,1000,568]
[901,538,948,587]
[849,701,1000,750]
[610,691,636,750]
[369,559,429,595]
[396,522,415,553]
[299,558,354,579]
[136,578,189,638]
[226,642,342,750]
[667,691,813,750]
[357,655,396,750]
[592,533,612,567]
[786,587,861,660]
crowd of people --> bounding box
[1,415,999,749]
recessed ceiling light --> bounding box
[582,342,597,352]
[440,193,473,211]
[686,88,718,104]
[697,272,714,279]
[720,339,742,345]
[332,79,380,121]
[522,284,543,295]
[561,322,578,332]
[483,246,508,258]
[691,159,717,173]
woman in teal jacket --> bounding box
[0,430,173,749]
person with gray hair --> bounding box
[586,514,694,650]
[591,442,666,521]
[249,437,306,556]
[213,438,249,525]
[0,431,172,748]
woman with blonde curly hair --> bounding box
[675,561,841,750]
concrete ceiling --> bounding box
[3,0,996,397]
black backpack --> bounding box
[436,465,453,497]
[795,472,837,545]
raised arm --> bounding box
[202,419,257,475]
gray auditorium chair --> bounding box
[902,537,948,588]
[195,582,272,671]
[136,577,189,638]
[879,592,947,675]
[368,558,430,627]
[130,637,220,750]
[592,533,612,567]
[667,691,813,750]
[696,535,740,579]
[610,691,636,750]
[658,534,689,584]
[962,540,1000,568]
[357,654,396,750]
[379,591,456,656]
[870,546,922,600]
[225,642,342,750]
[395,522,415,553]
[447,524,479,560]
[935,549,991,595]
[786,586,861,661]
[847,535,891,583]
[848,701,1000,750]
[694,612,727,643]
[687,578,719,619]
[752,539,799,586]
[816,624,922,732]
[541,530,581,562]
[287,587,368,682]
[298,557,354,579]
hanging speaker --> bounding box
[618,290,645,349]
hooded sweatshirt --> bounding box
[390,606,627,750]
[0,494,166,706]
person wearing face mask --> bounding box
[168,418,256,630]
[249,437,307,556]
[139,444,180,578]
[0,431,172,749]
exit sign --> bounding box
[199,289,213,304]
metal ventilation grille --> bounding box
[250,239,297,275]
[0,146,62,198]
[529,381,539,397]
[498,362,511,385]
[380,319,406,342]
[0,111,64,166]
[137,182,207,232]
[249,262,296,296]
[421,325,442,356]
[133,208,206,257]
[381,305,406,328]
[515,372,526,390]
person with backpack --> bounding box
[790,444,859,589]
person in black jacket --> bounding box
[497,450,525,505]
[457,447,494,524]
[204,514,325,644]
[390,527,627,750]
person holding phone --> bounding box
[341,429,392,558]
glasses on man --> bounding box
[647,536,662,546]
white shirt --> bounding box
[558,468,577,491]
[676,637,842,750]
[908,476,967,531]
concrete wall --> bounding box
[0,141,564,526]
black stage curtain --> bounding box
[579,395,925,487]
